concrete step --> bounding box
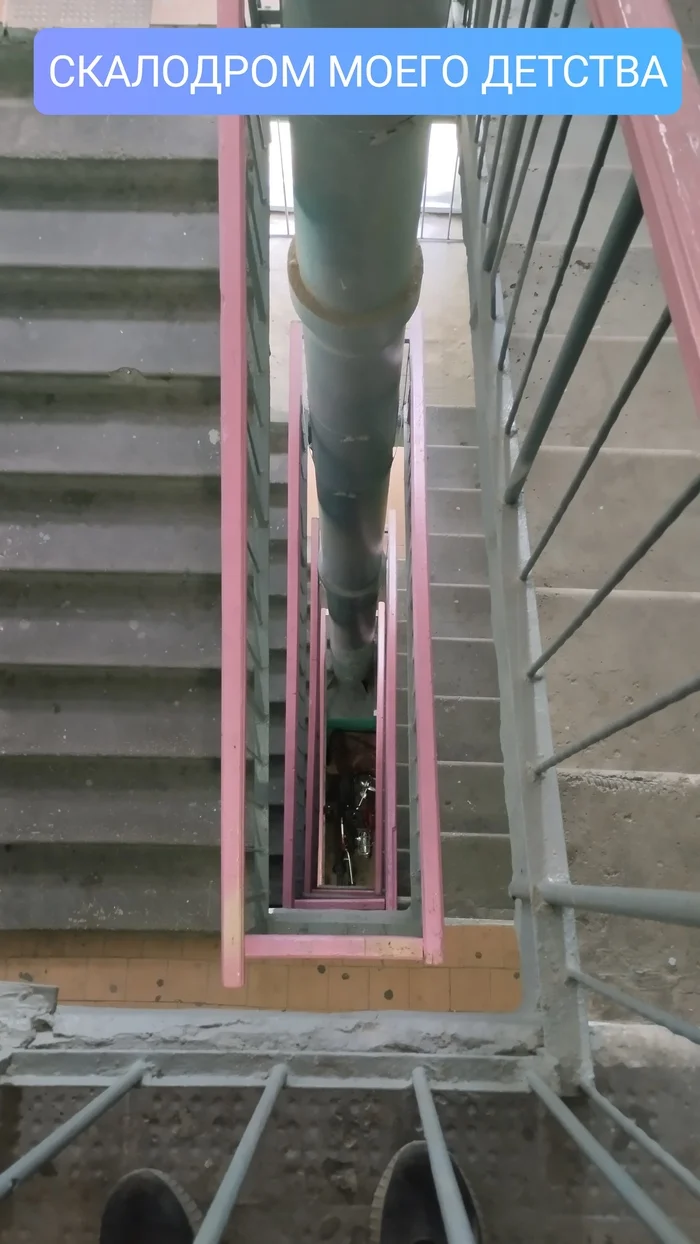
[0,210,220,315]
[396,761,508,837]
[399,637,497,698]
[482,113,629,170]
[0,756,221,845]
[0,317,221,377]
[505,164,652,250]
[425,404,477,448]
[0,414,223,477]
[426,584,493,640]
[0,842,255,932]
[398,695,501,766]
[0,103,218,208]
[0,209,218,271]
[427,445,480,489]
[559,766,700,1015]
[428,488,483,537]
[429,533,489,586]
[0,475,289,576]
[423,406,510,916]
[526,447,700,592]
[501,242,668,340]
[441,834,513,919]
[539,588,700,774]
[509,333,700,452]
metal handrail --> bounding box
[385,509,399,909]
[405,317,445,961]
[282,321,305,908]
[588,0,700,424]
[219,0,249,991]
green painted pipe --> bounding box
[284,0,451,682]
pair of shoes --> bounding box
[99,1169,202,1244]
[370,1141,484,1244]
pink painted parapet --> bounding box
[406,313,444,964]
[282,322,304,908]
[385,510,399,910]
[588,0,700,421]
[218,0,247,989]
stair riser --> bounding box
[510,335,699,453]
[539,590,700,774]
[0,269,220,315]
[0,158,218,210]
[560,769,700,1015]
[502,243,668,339]
[526,449,700,592]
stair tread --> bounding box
[507,332,699,452]
[0,415,223,476]
[0,103,217,161]
[0,672,286,755]
[0,842,229,932]
[429,532,489,587]
[501,241,669,339]
[0,209,218,270]
[0,317,220,376]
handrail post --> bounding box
[194,1065,287,1244]
[412,1068,478,1244]
[0,1062,147,1201]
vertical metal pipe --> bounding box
[284,0,451,682]
[194,1065,287,1244]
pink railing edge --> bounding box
[218,0,247,989]
[374,600,387,895]
[245,934,425,959]
[588,0,700,420]
[302,517,321,896]
[407,312,445,964]
[316,608,329,887]
[282,321,304,907]
[385,510,399,910]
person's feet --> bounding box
[369,1141,484,1244]
[99,1169,201,1244]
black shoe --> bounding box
[370,1141,484,1244]
[99,1169,202,1244]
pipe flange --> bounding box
[288,238,424,358]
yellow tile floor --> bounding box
[0,922,522,1012]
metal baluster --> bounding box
[505,115,618,433]
[413,1069,478,1244]
[520,307,672,577]
[194,1066,287,1244]
[528,472,700,674]
[505,175,643,500]
[527,1073,692,1244]
[0,1063,147,1201]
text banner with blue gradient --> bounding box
[34,26,682,117]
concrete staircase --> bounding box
[0,101,291,928]
[423,406,511,917]
[495,0,700,1011]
